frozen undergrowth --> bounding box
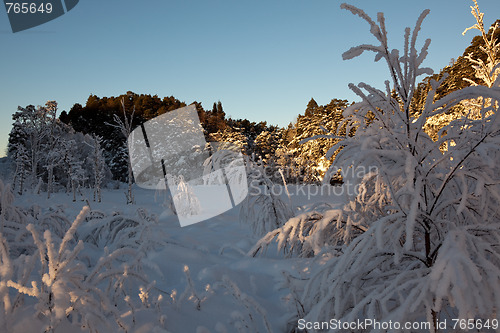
[0,181,313,333]
[240,158,295,236]
[0,181,171,333]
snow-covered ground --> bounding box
[9,184,345,333]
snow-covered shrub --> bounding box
[32,206,72,240]
[0,180,42,258]
[203,143,244,183]
[176,265,212,311]
[0,179,26,235]
[0,202,164,333]
[216,276,273,333]
[79,207,164,253]
[298,3,500,331]
[280,269,324,333]
[239,158,294,235]
[2,205,76,260]
[7,208,98,332]
[203,143,248,204]
[248,208,361,258]
[203,143,289,234]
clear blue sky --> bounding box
[1,0,499,157]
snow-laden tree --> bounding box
[104,137,129,183]
[275,99,349,184]
[459,0,500,122]
[41,101,61,199]
[86,134,106,203]
[11,143,28,195]
[61,139,87,202]
[253,129,280,166]
[8,102,60,190]
[44,145,63,199]
[107,98,135,204]
[7,101,92,197]
[208,128,248,155]
[293,99,349,184]
[264,3,500,331]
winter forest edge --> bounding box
[1,1,500,332]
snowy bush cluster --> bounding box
[0,177,280,333]
[252,2,500,331]
[0,180,171,333]
[9,102,111,202]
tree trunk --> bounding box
[47,165,53,199]
[72,180,76,202]
[127,155,134,204]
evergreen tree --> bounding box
[208,128,248,154]
[216,100,224,114]
[284,98,349,183]
[253,128,280,165]
[304,98,319,117]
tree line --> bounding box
[6,16,498,200]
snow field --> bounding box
[5,184,343,332]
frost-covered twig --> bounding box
[219,276,273,333]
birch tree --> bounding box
[107,98,135,204]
